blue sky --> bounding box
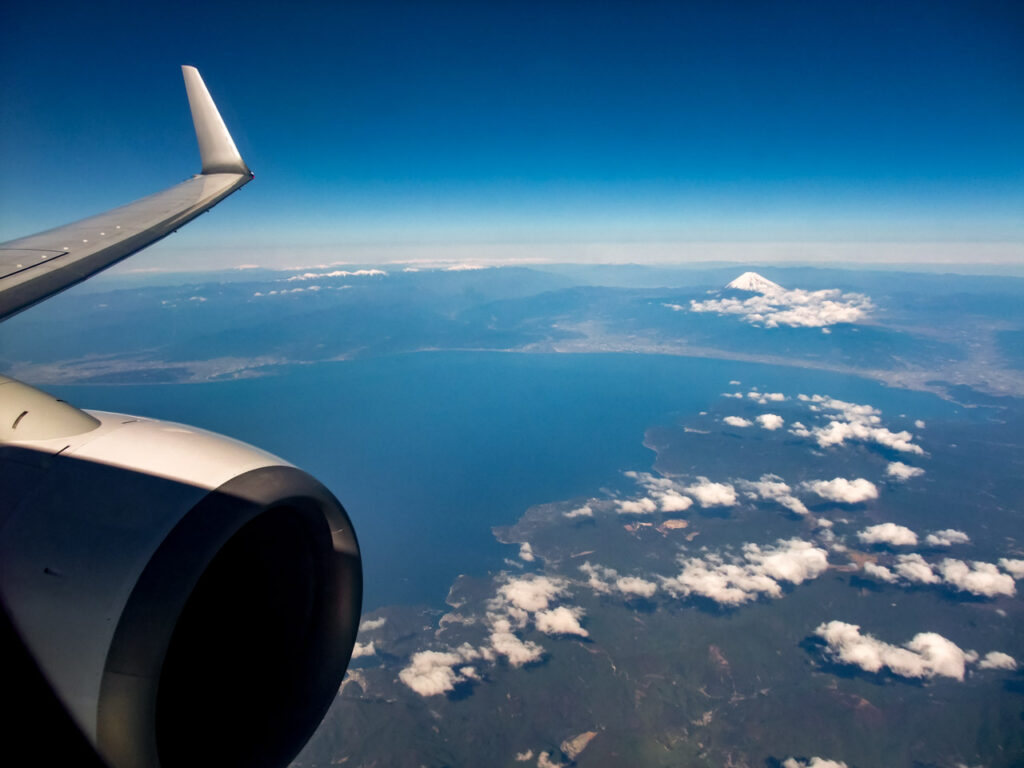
[1,0,1022,268]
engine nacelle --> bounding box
[0,376,361,768]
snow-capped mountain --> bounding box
[725,272,783,294]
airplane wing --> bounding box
[0,65,252,321]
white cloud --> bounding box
[687,286,872,328]
[796,396,924,455]
[498,575,567,612]
[657,490,694,512]
[535,606,589,637]
[999,558,1024,578]
[744,539,829,584]
[351,641,376,658]
[615,576,658,598]
[722,392,744,399]
[399,646,480,696]
[757,413,784,430]
[579,562,617,594]
[867,553,1016,597]
[488,617,544,667]
[686,477,738,507]
[537,751,564,768]
[886,461,925,481]
[616,497,658,515]
[443,264,489,271]
[661,538,828,606]
[626,472,694,512]
[740,475,808,515]
[515,750,534,761]
[977,651,1017,670]
[564,504,593,519]
[723,416,752,427]
[924,529,970,547]
[938,559,1016,597]
[783,759,849,768]
[914,419,926,429]
[814,621,970,681]
[745,390,788,405]
[360,616,387,631]
[858,523,918,547]
[893,553,941,584]
[862,561,899,583]
[803,477,879,504]
[519,542,536,562]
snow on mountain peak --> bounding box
[726,272,783,294]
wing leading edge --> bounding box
[0,66,252,321]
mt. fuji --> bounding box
[726,272,783,293]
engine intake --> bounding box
[0,380,361,768]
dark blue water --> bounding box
[53,352,963,609]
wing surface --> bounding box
[0,66,252,321]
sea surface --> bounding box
[53,351,968,610]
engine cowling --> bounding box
[0,376,361,768]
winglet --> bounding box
[182,65,250,175]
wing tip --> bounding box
[181,66,250,176]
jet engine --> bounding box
[0,375,361,768]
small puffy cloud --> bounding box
[519,542,536,562]
[796,396,924,455]
[616,497,658,515]
[803,477,879,504]
[564,504,593,519]
[537,751,564,768]
[894,553,941,584]
[862,561,899,583]
[978,651,1017,670]
[746,391,788,405]
[886,462,925,481]
[757,413,784,430]
[443,263,489,271]
[998,558,1024,578]
[872,554,1015,597]
[399,647,479,696]
[858,523,918,547]
[814,621,970,681]
[498,575,567,612]
[535,606,588,637]
[489,618,544,667]
[740,475,808,515]
[686,477,738,507]
[626,471,695,512]
[662,538,828,606]
[938,559,1016,598]
[351,641,376,658]
[788,421,812,437]
[783,759,849,768]
[924,529,969,547]
[914,419,926,429]
[579,562,617,594]
[722,392,744,399]
[616,576,658,598]
[657,490,694,512]
[688,287,872,328]
[744,539,829,585]
[724,416,752,427]
[360,616,387,631]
